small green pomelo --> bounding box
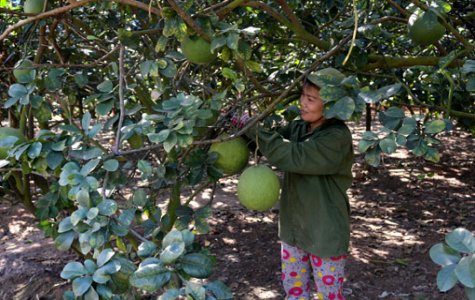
[408,10,445,46]
[127,132,144,149]
[237,165,280,211]
[209,137,249,175]
[0,127,26,159]
[181,36,216,64]
[24,0,46,14]
[13,59,36,83]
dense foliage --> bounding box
[0,0,474,298]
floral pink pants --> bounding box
[281,242,347,300]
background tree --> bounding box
[0,0,473,298]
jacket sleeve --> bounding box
[245,124,351,175]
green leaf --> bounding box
[72,276,93,297]
[180,253,214,278]
[163,230,184,247]
[96,284,113,299]
[186,282,206,300]
[425,119,446,134]
[83,286,99,300]
[138,241,158,258]
[226,33,239,50]
[97,248,115,267]
[324,96,355,120]
[206,281,233,300]
[163,133,177,152]
[97,80,113,93]
[160,241,185,264]
[430,243,462,266]
[71,207,88,225]
[210,36,227,53]
[103,159,119,172]
[133,189,148,207]
[58,217,74,233]
[74,73,89,87]
[437,264,458,292]
[8,83,28,98]
[129,263,171,292]
[46,151,64,170]
[81,159,100,176]
[358,138,378,153]
[446,228,475,253]
[364,147,381,167]
[55,230,76,251]
[466,287,475,300]
[462,60,475,74]
[379,135,397,154]
[77,189,91,207]
[222,68,238,80]
[158,289,181,300]
[398,118,417,135]
[319,86,347,103]
[70,147,104,160]
[424,148,440,163]
[159,59,177,78]
[26,142,41,159]
[84,260,97,274]
[455,255,475,288]
[148,129,170,143]
[61,262,88,280]
[118,208,136,227]
[82,111,92,133]
[97,199,117,216]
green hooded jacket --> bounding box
[245,119,353,257]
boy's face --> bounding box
[299,83,325,129]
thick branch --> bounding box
[0,0,96,42]
[112,0,161,16]
[364,55,465,70]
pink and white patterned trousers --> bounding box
[281,242,347,300]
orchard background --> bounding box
[0,0,474,299]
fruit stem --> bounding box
[254,123,259,164]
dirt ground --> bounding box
[0,123,474,300]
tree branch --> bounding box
[364,54,465,70]
[237,1,330,50]
[112,0,162,16]
[0,0,96,42]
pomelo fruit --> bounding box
[0,127,26,159]
[127,132,144,149]
[408,10,445,46]
[24,0,46,14]
[237,165,280,211]
[181,36,216,64]
[209,136,249,175]
[13,59,36,83]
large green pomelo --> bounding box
[24,0,46,14]
[13,59,36,83]
[408,11,445,46]
[237,165,280,211]
[209,137,249,175]
[181,36,216,64]
[0,127,26,159]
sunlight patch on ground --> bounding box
[250,287,281,299]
